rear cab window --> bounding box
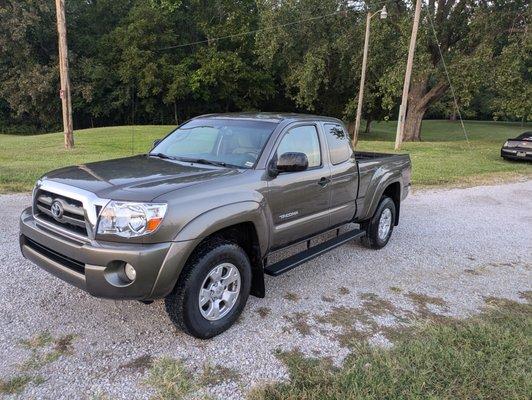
[324,123,352,165]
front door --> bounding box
[266,124,331,248]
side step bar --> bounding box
[264,228,365,276]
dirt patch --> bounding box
[256,307,271,319]
[321,295,336,303]
[338,287,350,295]
[316,292,454,348]
[19,332,77,372]
[54,334,76,354]
[464,268,481,276]
[120,355,153,371]
[283,312,312,336]
[360,293,398,316]
[406,292,449,320]
[488,261,520,268]
[200,364,241,386]
[283,292,300,302]
[316,306,377,347]
[518,291,532,303]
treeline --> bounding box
[0,0,530,138]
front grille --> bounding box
[34,190,88,236]
[24,236,85,275]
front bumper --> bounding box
[19,207,192,300]
[501,148,532,161]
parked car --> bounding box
[20,113,411,338]
[501,131,532,161]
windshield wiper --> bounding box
[149,152,177,160]
[176,157,241,169]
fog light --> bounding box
[124,263,136,281]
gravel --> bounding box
[0,181,530,399]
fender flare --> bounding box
[363,174,402,222]
[149,201,269,299]
[173,201,269,255]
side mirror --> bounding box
[269,152,308,177]
[152,139,162,148]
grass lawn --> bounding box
[357,119,531,187]
[1,120,531,192]
[250,299,531,400]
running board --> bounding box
[264,228,365,276]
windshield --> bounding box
[150,118,278,168]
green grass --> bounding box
[0,125,172,192]
[250,299,532,400]
[356,120,531,187]
[0,375,32,395]
[0,121,530,192]
[0,331,75,396]
[144,357,194,400]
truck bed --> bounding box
[354,151,411,221]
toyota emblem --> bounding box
[50,200,64,220]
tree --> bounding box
[379,0,529,141]
[0,1,60,131]
[256,0,365,119]
[490,34,531,123]
[0,0,529,134]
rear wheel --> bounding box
[360,196,396,249]
[164,239,251,339]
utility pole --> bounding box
[394,0,422,150]
[55,0,74,149]
[352,6,387,148]
[352,13,371,148]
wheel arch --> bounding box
[150,202,268,299]
[382,181,401,225]
[362,178,402,225]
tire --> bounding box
[164,239,252,339]
[360,196,396,249]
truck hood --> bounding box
[42,155,242,202]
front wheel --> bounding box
[360,196,396,249]
[165,239,251,339]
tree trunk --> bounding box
[403,108,424,141]
[450,110,457,121]
[364,117,372,134]
[402,78,449,142]
[347,120,356,145]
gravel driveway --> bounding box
[1,181,531,399]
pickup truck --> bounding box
[19,113,411,338]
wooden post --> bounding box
[55,0,74,149]
[353,13,372,148]
[394,0,422,150]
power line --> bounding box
[158,11,344,50]
[157,1,393,51]
[157,3,525,53]
[424,3,472,150]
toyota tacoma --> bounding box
[20,113,411,338]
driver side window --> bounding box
[277,125,321,168]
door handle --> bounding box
[318,177,331,187]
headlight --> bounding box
[97,201,167,238]
[504,141,516,148]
